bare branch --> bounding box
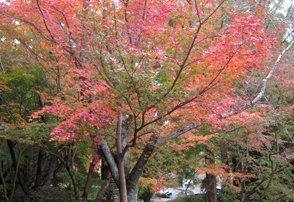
[169,123,201,139]
[251,41,293,105]
[221,41,293,118]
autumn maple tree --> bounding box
[0,0,285,201]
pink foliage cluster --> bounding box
[31,103,115,141]
[205,11,273,70]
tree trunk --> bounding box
[141,190,153,202]
[65,148,80,202]
[34,148,45,188]
[100,124,196,202]
[116,112,128,202]
[205,173,217,202]
[82,155,98,201]
[127,182,138,202]
[118,158,128,202]
[205,155,217,202]
[100,124,197,202]
[9,149,21,201]
[126,135,158,202]
[66,164,80,202]
[44,155,58,185]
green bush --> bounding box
[168,194,204,202]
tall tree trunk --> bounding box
[34,148,45,188]
[44,156,58,185]
[116,112,128,202]
[34,95,48,188]
[205,155,217,202]
[205,174,217,202]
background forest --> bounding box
[0,0,293,202]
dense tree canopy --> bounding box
[0,0,293,201]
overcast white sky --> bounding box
[274,0,293,15]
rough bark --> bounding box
[127,183,138,202]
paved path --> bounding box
[152,184,204,201]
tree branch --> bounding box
[36,0,56,43]
[127,123,200,184]
[127,135,158,185]
[220,40,293,118]
[169,123,201,139]
[140,53,235,129]
[143,0,226,113]
[100,138,119,185]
